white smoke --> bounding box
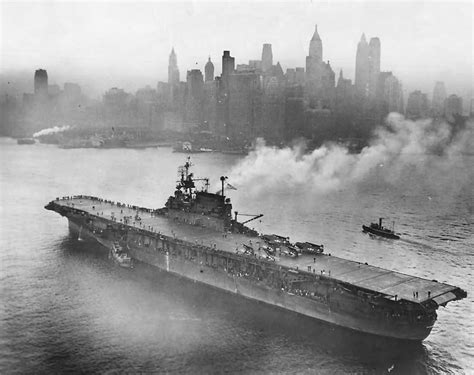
[228,113,473,196]
[33,125,71,138]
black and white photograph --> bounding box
[0,1,472,373]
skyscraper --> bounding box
[308,25,322,62]
[221,50,235,92]
[261,43,273,73]
[355,34,369,97]
[368,37,381,99]
[168,48,180,85]
[383,74,403,113]
[185,69,204,124]
[432,81,447,116]
[305,25,334,107]
[204,57,214,82]
[34,69,48,96]
[222,50,235,79]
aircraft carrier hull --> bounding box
[62,210,442,342]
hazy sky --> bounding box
[1,1,473,98]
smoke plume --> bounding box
[228,113,473,196]
[33,125,71,138]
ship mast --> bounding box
[177,157,210,197]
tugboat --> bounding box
[362,218,400,240]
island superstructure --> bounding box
[45,158,466,341]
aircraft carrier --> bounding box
[45,159,467,341]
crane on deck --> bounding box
[234,211,264,225]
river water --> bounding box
[0,137,472,374]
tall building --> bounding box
[34,69,48,96]
[355,34,369,97]
[203,79,218,132]
[432,81,447,117]
[445,94,463,122]
[261,44,273,73]
[308,25,322,62]
[185,69,204,124]
[372,71,403,116]
[305,25,334,107]
[227,72,260,140]
[406,90,429,119]
[368,37,381,99]
[168,48,180,85]
[204,57,214,82]
[355,35,381,101]
[383,75,403,113]
[222,50,235,84]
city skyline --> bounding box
[1,1,472,100]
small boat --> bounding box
[362,218,400,240]
[110,242,133,268]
